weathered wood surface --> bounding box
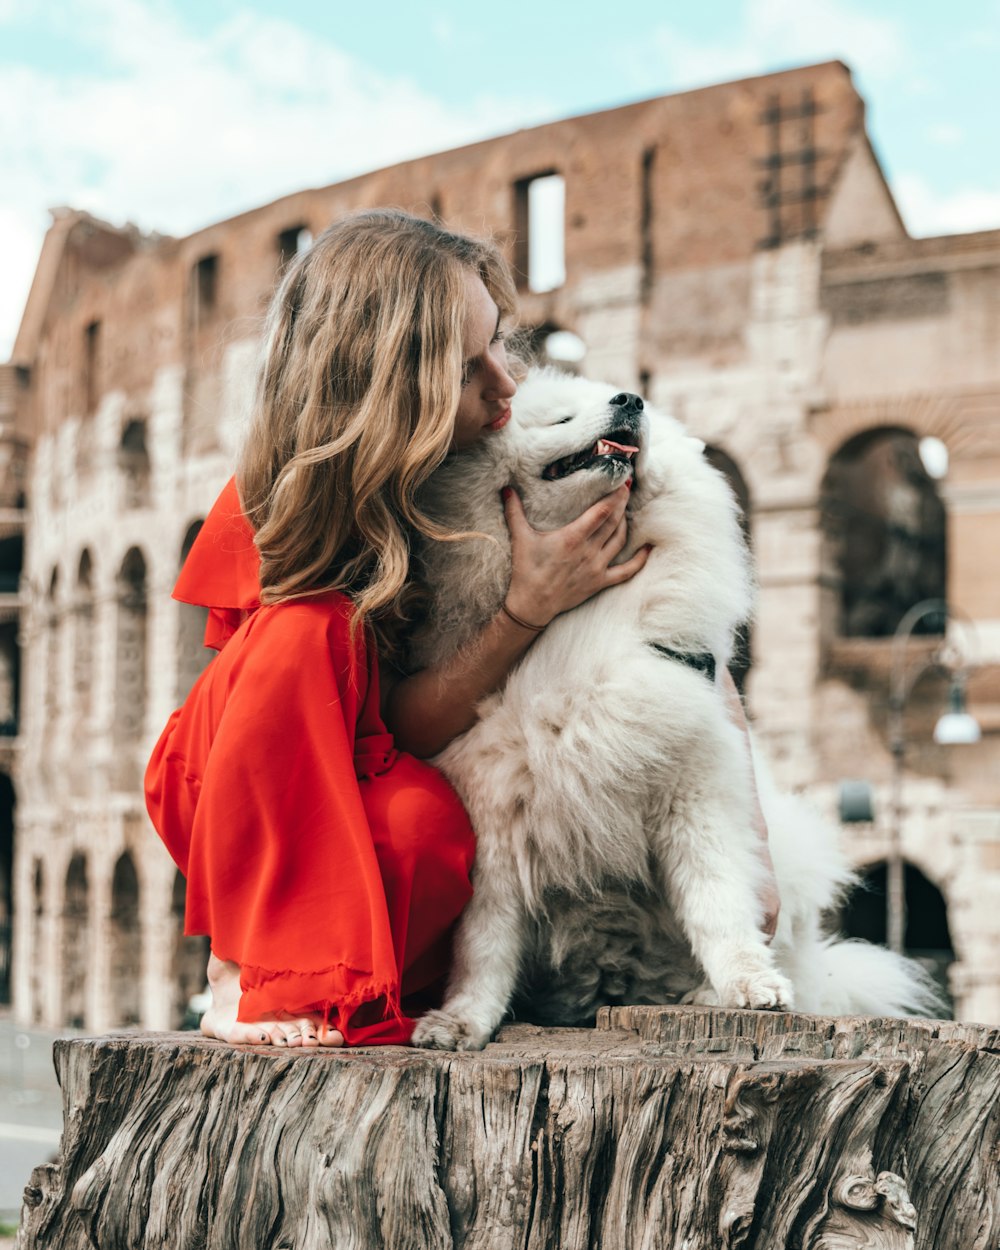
[17,1006,1000,1250]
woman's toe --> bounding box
[317,1023,345,1047]
[291,1017,319,1047]
[228,1020,274,1046]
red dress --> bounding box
[144,480,475,1045]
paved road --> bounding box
[0,1013,78,1225]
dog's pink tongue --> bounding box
[596,438,639,457]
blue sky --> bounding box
[3,0,1000,356]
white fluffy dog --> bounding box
[411,370,940,1051]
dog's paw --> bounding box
[411,1008,493,1052]
[719,969,794,1012]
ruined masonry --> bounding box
[1,59,999,1034]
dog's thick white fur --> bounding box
[410,369,942,1051]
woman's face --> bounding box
[451,272,517,451]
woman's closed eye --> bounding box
[461,329,506,387]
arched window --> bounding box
[114,549,148,787]
[73,550,95,727]
[110,852,142,1026]
[0,532,22,735]
[704,446,753,693]
[0,630,16,736]
[513,172,566,293]
[821,429,947,638]
[62,854,89,1028]
[45,568,61,728]
[0,773,13,1004]
[176,521,212,704]
[0,534,23,595]
[31,858,44,1024]
[118,419,151,509]
[839,860,954,1015]
[277,224,312,267]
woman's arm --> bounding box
[720,668,781,942]
[385,482,649,758]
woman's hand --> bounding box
[386,480,650,758]
[502,482,650,627]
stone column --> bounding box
[138,832,178,1031]
[749,498,825,786]
[948,808,1000,1025]
[89,587,118,798]
[144,543,179,750]
[87,836,115,1033]
[10,819,36,1022]
[42,841,65,1028]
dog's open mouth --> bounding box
[542,430,640,480]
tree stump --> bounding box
[17,1007,1000,1250]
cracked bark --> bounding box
[16,1007,1000,1250]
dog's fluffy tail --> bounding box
[790,937,948,1019]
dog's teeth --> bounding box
[595,437,640,459]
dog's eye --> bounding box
[555,415,574,425]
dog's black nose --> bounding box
[610,392,644,415]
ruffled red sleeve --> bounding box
[175,477,260,650]
[147,595,411,1041]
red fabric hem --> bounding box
[232,959,411,1046]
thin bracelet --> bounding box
[501,601,546,633]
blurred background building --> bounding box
[1,60,997,1031]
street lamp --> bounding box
[888,599,981,954]
[932,674,981,746]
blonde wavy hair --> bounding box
[238,209,518,655]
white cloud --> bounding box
[430,14,457,46]
[633,0,906,95]
[0,206,50,359]
[927,123,963,147]
[894,173,1000,237]
[0,0,552,357]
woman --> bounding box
[145,209,652,1048]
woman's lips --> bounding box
[487,408,512,432]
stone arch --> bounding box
[62,853,89,1027]
[110,851,142,1026]
[0,533,23,596]
[114,548,148,786]
[170,869,210,1028]
[118,418,151,509]
[31,858,44,1024]
[0,773,13,1003]
[176,521,212,704]
[0,632,17,735]
[820,426,947,639]
[839,858,954,1014]
[0,532,22,734]
[73,549,95,727]
[815,393,963,470]
[704,445,754,693]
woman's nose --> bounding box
[486,358,517,399]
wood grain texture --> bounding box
[16,1008,1000,1250]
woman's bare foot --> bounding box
[199,953,344,1048]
